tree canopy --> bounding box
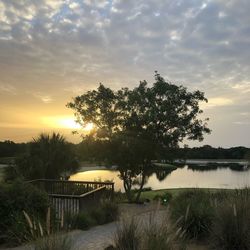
[5,133,79,181]
[67,72,211,201]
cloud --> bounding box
[203,97,234,109]
[31,92,53,104]
[0,83,17,95]
[1,0,250,146]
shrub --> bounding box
[170,189,214,240]
[153,192,173,205]
[34,234,72,250]
[112,213,186,250]
[0,181,49,245]
[101,200,119,223]
[73,212,96,230]
[114,218,141,250]
[142,214,186,250]
[211,189,250,250]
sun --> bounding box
[84,122,94,132]
[42,116,94,132]
[58,117,82,129]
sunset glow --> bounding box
[41,116,78,129]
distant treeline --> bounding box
[0,141,27,158]
[0,140,249,160]
[167,145,250,160]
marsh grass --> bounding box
[170,189,214,240]
[113,201,186,250]
[34,234,72,250]
[114,217,141,250]
[211,188,250,250]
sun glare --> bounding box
[58,117,82,129]
[42,116,94,132]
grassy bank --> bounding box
[139,187,234,200]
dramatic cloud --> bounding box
[0,0,250,146]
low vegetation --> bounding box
[0,181,49,245]
[66,200,119,230]
[211,189,250,250]
[111,214,186,250]
[170,189,214,240]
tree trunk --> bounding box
[135,170,146,203]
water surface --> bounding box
[70,164,250,192]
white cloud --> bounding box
[31,92,53,104]
[203,97,234,109]
[0,84,17,95]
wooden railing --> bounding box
[28,179,114,218]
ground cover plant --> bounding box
[211,188,250,250]
[111,212,186,250]
[66,200,119,230]
[0,180,49,245]
[170,189,215,240]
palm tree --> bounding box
[17,133,79,180]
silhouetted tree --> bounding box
[6,133,79,181]
[67,72,211,202]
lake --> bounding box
[70,161,250,192]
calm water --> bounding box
[70,164,250,192]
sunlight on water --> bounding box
[70,166,250,192]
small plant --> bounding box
[0,181,49,245]
[211,189,250,250]
[101,200,119,223]
[34,234,72,250]
[170,189,214,239]
[153,192,173,205]
[143,213,186,250]
[114,218,141,250]
[73,212,96,230]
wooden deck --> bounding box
[28,179,114,218]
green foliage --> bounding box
[8,133,79,180]
[211,189,250,250]
[170,189,214,239]
[153,191,173,205]
[34,234,72,250]
[112,214,186,250]
[114,218,141,250]
[68,73,210,202]
[65,200,119,230]
[72,212,96,230]
[0,181,49,245]
[143,215,186,250]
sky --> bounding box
[0,0,250,147]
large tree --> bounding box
[67,72,211,201]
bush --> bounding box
[153,192,173,205]
[65,200,119,230]
[211,189,250,250]
[0,181,49,245]
[34,234,72,250]
[114,218,141,250]
[71,212,96,230]
[170,189,214,240]
[112,213,186,250]
[101,200,119,223]
[142,214,186,250]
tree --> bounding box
[6,133,79,181]
[67,72,211,201]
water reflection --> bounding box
[70,165,250,192]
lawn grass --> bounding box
[140,187,234,200]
